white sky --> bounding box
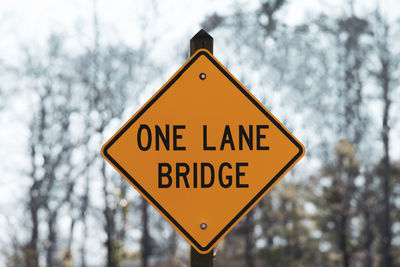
[0,0,399,265]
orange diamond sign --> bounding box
[101,49,305,254]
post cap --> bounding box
[190,29,213,56]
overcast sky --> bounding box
[0,0,399,265]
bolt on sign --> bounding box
[101,48,305,254]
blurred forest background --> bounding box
[0,0,399,266]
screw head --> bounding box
[200,223,207,230]
[199,73,206,80]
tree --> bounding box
[280,13,371,267]
[371,9,397,267]
[75,42,139,266]
[318,140,360,267]
[22,34,80,267]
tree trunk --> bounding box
[338,215,350,267]
[102,160,118,267]
[46,212,58,267]
[25,202,40,267]
[80,216,88,267]
[118,181,128,242]
[141,199,150,267]
[105,207,117,267]
[380,54,392,267]
[244,210,255,267]
[65,216,75,267]
[80,177,89,267]
[167,230,177,267]
[363,172,374,267]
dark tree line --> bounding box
[206,1,399,267]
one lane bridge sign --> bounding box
[101,48,305,254]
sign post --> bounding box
[101,29,305,265]
[189,29,214,267]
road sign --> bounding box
[101,48,305,254]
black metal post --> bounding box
[189,29,214,267]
